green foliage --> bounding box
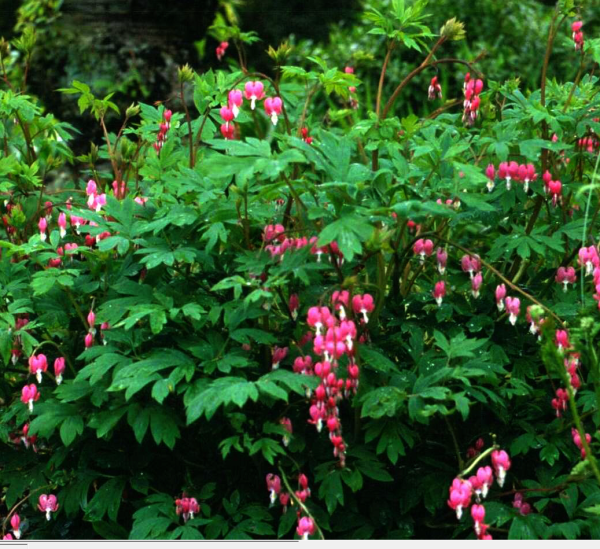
[1,0,600,542]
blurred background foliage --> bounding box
[0,0,598,150]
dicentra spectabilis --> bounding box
[21,384,39,412]
[413,238,434,262]
[548,179,562,206]
[572,427,592,459]
[472,466,493,499]
[523,163,537,192]
[572,21,584,50]
[495,284,506,311]
[272,346,288,370]
[264,97,283,126]
[498,161,511,190]
[28,353,48,383]
[10,514,21,539]
[216,40,229,61]
[220,105,234,128]
[471,272,483,299]
[461,254,481,278]
[280,417,292,447]
[485,163,495,192]
[491,449,511,487]
[228,89,243,118]
[554,267,575,294]
[555,329,570,353]
[54,357,66,385]
[428,76,442,100]
[447,477,472,520]
[307,306,331,335]
[244,81,265,110]
[57,212,67,238]
[332,290,350,319]
[296,516,315,540]
[38,217,47,241]
[526,305,544,338]
[220,123,235,140]
[38,494,59,521]
[352,294,374,323]
[504,297,520,325]
[266,473,281,505]
[87,309,96,330]
[471,503,486,535]
[175,496,200,522]
[432,280,446,307]
[579,245,599,275]
[289,294,299,320]
[436,247,447,274]
[513,492,531,516]
[551,387,569,417]
[84,332,94,348]
[301,127,313,144]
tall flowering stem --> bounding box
[278,467,325,540]
[440,237,565,328]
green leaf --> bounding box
[317,215,373,262]
[85,478,127,522]
[60,416,84,446]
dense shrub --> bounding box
[1,0,600,541]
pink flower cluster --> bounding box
[262,224,343,266]
[153,109,172,154]
[572,427,592,459]
[265,473,291,511]
[175,495,200,523]
[572,21,584,51]
[86,180,107,213]
[485,162,537,193]
[216,40,229,61]
[220,81,282,138]
[541,170,562,206]
[578,136,598,153]
[344,66,359,109]
[513,492,531,516]
[463,73,483,126]
[302,293,370,466]
[447,447,511,540]
[461,255,483,299]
